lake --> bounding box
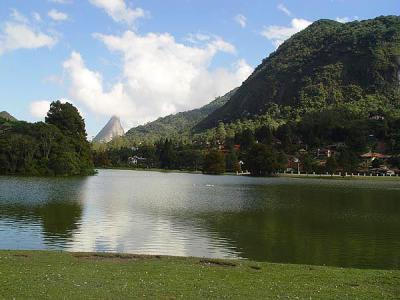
[0,169,399,269]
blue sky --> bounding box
[0,0,399,138]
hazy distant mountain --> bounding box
[93,116,124,143]
[0,111,17,122]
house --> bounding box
[128,156,147,165]
[360,152,391,160]
[316,148,334,158]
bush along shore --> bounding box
[0,251,399,299]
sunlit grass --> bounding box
[0,251,399,299]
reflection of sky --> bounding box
[0,219,44,250]
[67,171,243,258]
[69,210,240,259]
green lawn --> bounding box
[0,251,399,299]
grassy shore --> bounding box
[0,251,399,299]
[279,173,400,181]
[98,167,400,181]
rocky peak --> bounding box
[93,116,125,143]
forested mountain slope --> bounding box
[125,88,237,142]
[196,16,400,131]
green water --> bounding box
[0,169,399,269]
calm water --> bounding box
[0,170,399,269]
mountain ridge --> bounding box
[0,111,17,122]
[195,16,400,131]
[125,88,237,142]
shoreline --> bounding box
[96,167,400,180]
[0,250,399,299]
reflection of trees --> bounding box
[0,178,85,244]
[197,184,400,269]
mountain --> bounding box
[0,111,17,122]
[195,16,400,131]
[125,88,237,142]
[93,116,125,143]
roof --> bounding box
[360,152,391,159]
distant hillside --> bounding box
[195,16,400,131]
[94,116,125,143]
[125,88,237,142]
[0,111,17,122]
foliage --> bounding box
[196,16,400,130]
[245,144,286,176]
[0,101,94,176]
[202,150,226,175]
[125,89,236,144]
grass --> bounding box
[0,251,399,299]
[279,173,400,181]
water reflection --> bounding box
[0,177,85,248]
[0,170,400,269]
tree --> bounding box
[225,148,240,172]
[159,139,177,169]
[245,144,284,176]
[46,101,87,138]
[0,101,94,176]
[325,156,338,174]
[203,150,225,175]
[255,125,273,145]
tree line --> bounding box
[0,101,94,176]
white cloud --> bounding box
[335,16,359,23]
[30,100,53,119]
[63,31,252,126]
[89,0,146,25]
[234,14,247,28]
[277,4,292,16]
[261,18,312,48]
[186,33,211,44]
[48,9,69,22]
[30,99,84,119]
[0,10,57,55]
[0,14,58,55]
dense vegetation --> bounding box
[124,89,236,144]
[196,16,400,130]
[0,101,94,176]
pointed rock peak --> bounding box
[0,111,17,121]
[93,116,125,143]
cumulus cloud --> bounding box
[63,31,252,126]
[234,14,247,28]
[30,100,53,119]
[30,98,83,119]
[277,4,291,16]
[261,18,312,48]
[89,0,146,25]
[0,10,58,55]
[48,9,69,22]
